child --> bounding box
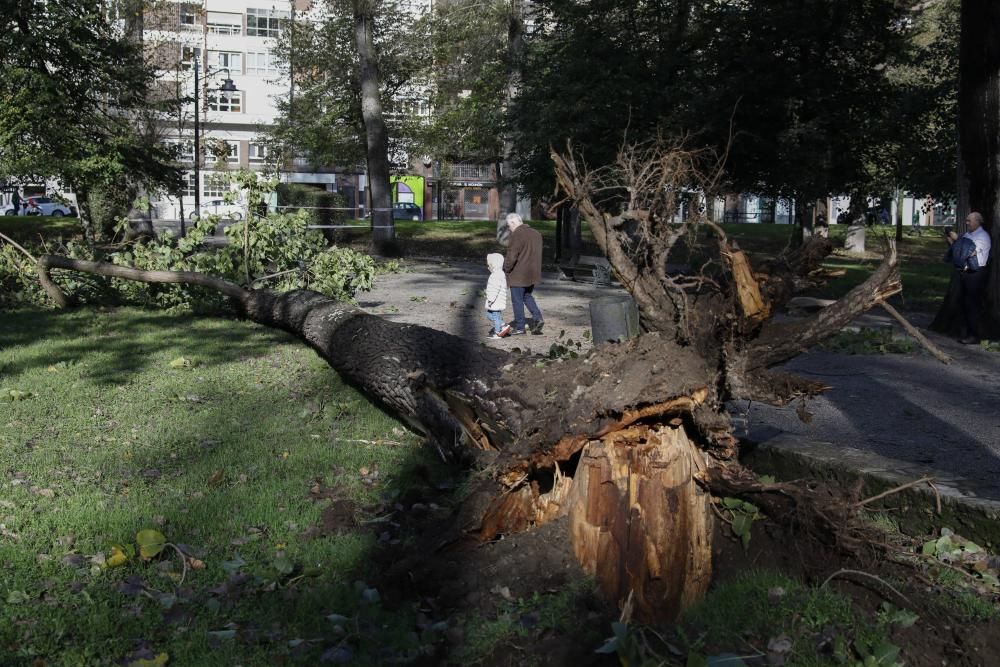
[485,253,513,339]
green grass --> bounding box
[681,570,887,666]
[0,215,80,241]
[0,308,439,665]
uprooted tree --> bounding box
[28,139,904,623]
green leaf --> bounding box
[169,357,192,369]
[6,590,30,604]
[757,474,776,484]
[127,653,169,667]
[921,539,938,556]
[731,514,753,539]
[136,529,167,559]
[273,554,295,576]
[221,556,246,574]
[721,497,743,510]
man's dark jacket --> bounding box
[503,224,543,287]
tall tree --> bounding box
[353,0,395,245]
[267,0,428,246]
[931,0,1000,337]
[0,0,179,241]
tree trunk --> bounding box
[498,0,523,218]
[352,2,395,248]
[934,0,1000,337]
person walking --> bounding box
[944,211,992,344]
[502,213,544,335]
[484,253,513,340]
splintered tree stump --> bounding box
[566,423,714,623]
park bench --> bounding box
[559,254,616,286]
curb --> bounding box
[742,433,1000,548]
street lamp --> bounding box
[189,57,238,235]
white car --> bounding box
[191,200,244,220]
[2,196,77,217]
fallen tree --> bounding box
[30,139,903,622]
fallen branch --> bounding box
[854,476,935,508]
[0,232,37,263]
[878,301,952,364]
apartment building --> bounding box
[144,0,364,220]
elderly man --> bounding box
[945,211,992,344]
[502,212,545,335]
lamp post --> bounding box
[190,57,238,235]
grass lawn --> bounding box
[0,216,80,242]
[0,307,443,665]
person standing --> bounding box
[502,213,544,335]
[944,211,992,344]
[11,190,21,216]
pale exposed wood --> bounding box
[878,301,952,365]
[566,424,714,622]
[726,247,770,323]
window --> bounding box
[209,50,242,75]
[181,172,196,197]
[207,91,243,113]
[180,3,200,29]
[206,11,242,35]
[180,46,201,70]
[224,140,240,164]
[163,140,195,163]
[246,8,288,38]
[249,143,268,163]
[246,51,278,76]
[203,175,228,198]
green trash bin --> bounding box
[589,294,640,346]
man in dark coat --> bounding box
[502,213,544,335]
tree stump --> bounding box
[567,423,714,622]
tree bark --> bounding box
[353,1,395,248]
[498,0,523,218]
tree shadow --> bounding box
[0,307,292,385]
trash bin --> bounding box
[589,294,640,346]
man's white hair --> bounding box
[505,212,523,226]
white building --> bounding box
[145,0,345,220]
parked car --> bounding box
[2,196,77,217]
[392,202,423,221]
[189,200,244,220]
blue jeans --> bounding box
[485,309,505,334]
[510,285,543,331]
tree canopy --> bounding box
[0,0,178,199]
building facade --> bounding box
[144,0,369,220]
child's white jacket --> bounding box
[485,253,508,311]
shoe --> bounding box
[509,328,526,336]
[497,324,513,338]
[530,320,544,335]
[488,333,504,339]
[959,336,980,345]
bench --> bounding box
[559,254,615,286]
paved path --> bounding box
[365,260,1000,505]
[738,313,1000,504]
